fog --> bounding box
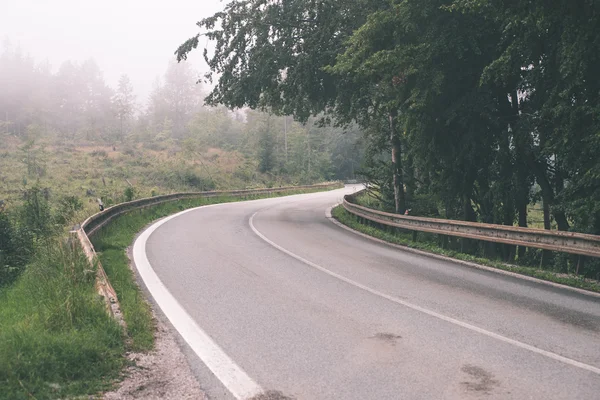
[0,0,363,202]
[0,0,223,102]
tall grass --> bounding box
[0,239,124,400]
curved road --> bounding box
[134,186,600,400]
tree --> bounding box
[51,59,114,141]
[451,0,600,234]
[176,0,384,119]
[114,74,135,140]
[145,62,204,139]
[80,59,114,140]
[163,61,203,138]
[257,118,276,174]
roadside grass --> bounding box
[332,205,600,294]
[90,186,341,352]
[0,239,124,400]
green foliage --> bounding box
[0,241,124,399]
[123,186,136,202]
[0,188,79,286]
[19,187,55,238]
[176,0,381,121]
[19,140,47,179]
[54,195,84,226]
[0,212,29,286]
[1,188,84,286]
[258,128,276,173]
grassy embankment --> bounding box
[332,201,600,294]
[0,135,290,212]
[0,185,338,400]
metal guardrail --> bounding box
[343,190,600,258]
[73,182,343,324]
[80,182,342,237]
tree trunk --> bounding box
[389,112,406,214]
[500,124,515,260]
[541,195,551,267]
[517,201,528,258]
[553,155,569,231]
[542,195,551,231]
[284,116,288,162]
[307,128,311,174]
[461,176,478,254]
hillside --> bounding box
[0,136,280,216]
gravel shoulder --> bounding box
[102,307,207,400]
[101,246,208,400]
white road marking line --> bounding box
[133,204,263,400]
[249,211,600,375]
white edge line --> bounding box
[324,204,600,300]
[133,203,263,400]
[250,210,600,376]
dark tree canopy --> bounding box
[176,0,385,121]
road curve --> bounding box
[135,186,600,400]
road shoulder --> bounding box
[103,307,207,400]
[102,245,207,400]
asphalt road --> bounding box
[137,185,600,400]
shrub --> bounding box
[0,211,34,287]
[123,186,136,202]
[20,187,55,238]
[55,196,84,226]
[90,150,108,158]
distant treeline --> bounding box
[0,44,364,184]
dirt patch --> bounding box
[103,315,207,400]
[370,332,402,345]
[248,390,296,400]
[461,364,499,394]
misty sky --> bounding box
[0,0,225,104]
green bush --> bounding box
[0,211,34,287]
[54,195,84,226]
[146,167,216,191]
[19,187,55,239]
[0,213,20,286]
[123,186,136,202]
